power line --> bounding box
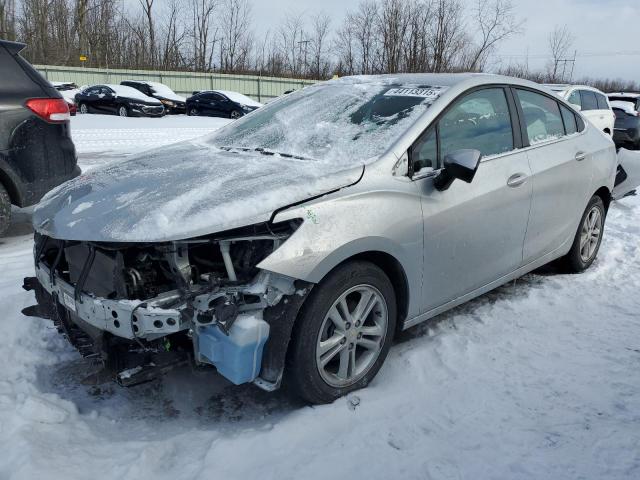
[494,50,640,59]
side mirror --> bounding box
[434,149,482,191]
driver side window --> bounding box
[410,88,514,175]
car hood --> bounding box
[33,140,364,242]
[122,96,163,106]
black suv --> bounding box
[120,80,186,114]
[608,93,640,150]
[0,40,79,236]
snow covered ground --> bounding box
[1,115,640,479]
[71,114,230,171]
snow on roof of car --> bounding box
[212,90,263,107]
[103,84,162,103]
[608,92,640,98]
[123,80,186,102]
[610,100,638,115]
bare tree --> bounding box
[548,24,574,82]
[0,0,17,40]
[138,0,157,67]
[219,0,251,71]
[429,0,467,73]
[191,0,218,70]
[465,0,523,71]
[309,12,331,79]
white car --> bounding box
[546,84,615,136]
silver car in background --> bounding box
[25,74,617,404]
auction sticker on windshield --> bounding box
[384,87,445,98]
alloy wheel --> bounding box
[118,106,128,117]
[80,103,88,114]
[580,205,602,262]
[230,110,241,119]
[315,284,388,388]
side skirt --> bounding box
[403,243,569,330]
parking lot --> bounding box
[1,113,639,479]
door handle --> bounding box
[507,173,528,187]
[575,151,586,161]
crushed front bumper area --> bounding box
[24,224,311,389]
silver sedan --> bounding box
[28,74,617,404]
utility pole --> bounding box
[298,39,310,77]
[554,50,577,83]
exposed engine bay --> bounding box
[23,220,311,389]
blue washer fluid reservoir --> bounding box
[197,315,270,385]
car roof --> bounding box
[543,83,605,94]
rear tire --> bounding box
[118,105,128,117]
[230,110,242,119]
[286,261,396,404]
[79,103,88,114]
[559,195,606,273]
[0,183,11,237]
[188,108,198,116]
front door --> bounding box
[411,87,533,312]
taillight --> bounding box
[25,98,70,123]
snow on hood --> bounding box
[142,81,186,102]
[104,84,162,104]
[32,140,363,242]
[610,100,637,115]
[216,90,263,107]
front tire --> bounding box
[0,183,12,237]
[230,110,242,119]
[560,195,606,272]
[286,261,396,404]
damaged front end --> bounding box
[23,220,311,389]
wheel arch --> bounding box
[594,185,612,212]
[0,165,22,206]
[331,251,410,329]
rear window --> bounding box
[580,91,598,111]
[560,105,578,134]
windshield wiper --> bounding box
[220,146,314,161]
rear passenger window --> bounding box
[560,105,578,135]
[580,91,598,111]
[595,93,609,110]
[516,89,565,145]
[439,88,514,158]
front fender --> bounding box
[257,185,424,318]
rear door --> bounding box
[411,86,533,311]
[514,88,592,263]
[594,91,615,135]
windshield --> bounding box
[207,79,446,164]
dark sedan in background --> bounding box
[75,84,164,117]
[186,90,263,118]
[120,80,186,114]
[0,39,79,236]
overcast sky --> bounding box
[249,0,640,82]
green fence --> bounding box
[35,65,318,102]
